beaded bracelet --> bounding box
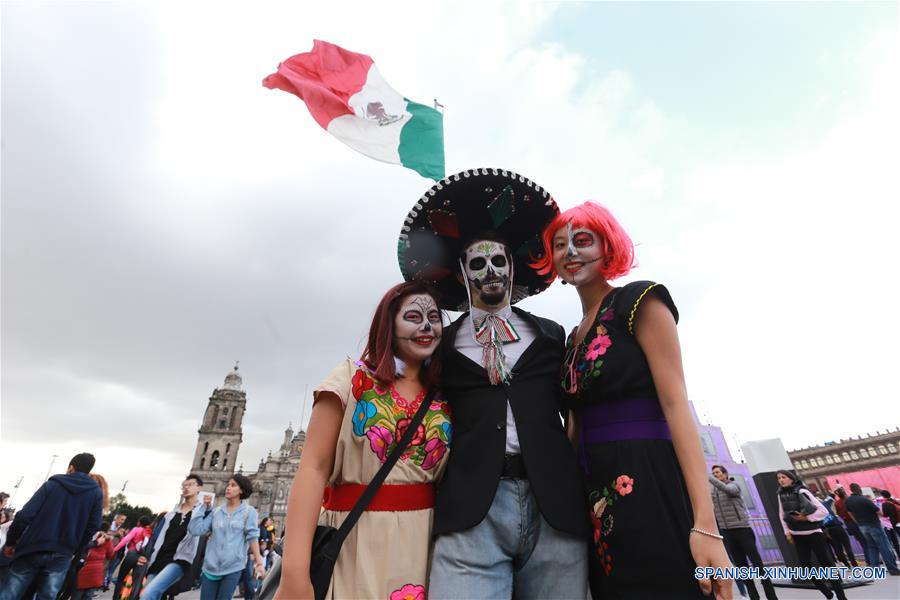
[690,527,724,540]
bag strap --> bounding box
[322,389,435,559]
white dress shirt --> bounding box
[454,305,536,454]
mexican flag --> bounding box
[263,40,445,180]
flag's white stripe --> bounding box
[327,64,411,163]
[348,65,407,120]
[326,112,409,163]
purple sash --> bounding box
[579,397,672,444]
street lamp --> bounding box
[43,454,59,482]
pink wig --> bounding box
[532,201,635,282]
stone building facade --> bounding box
[190,365,305,534]
[788,429,900,491]
[245,425,306,534]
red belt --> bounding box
[323,483,434,512]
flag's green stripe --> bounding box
[399,99,445,180]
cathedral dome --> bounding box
[222,363,243,391]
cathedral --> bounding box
[190,364,304,533]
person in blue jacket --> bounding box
[0,452,103,600]
[188,474,264,600]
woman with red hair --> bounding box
[535,202,733,599]
[275,281,451,600]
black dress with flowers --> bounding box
[563,281,705,600]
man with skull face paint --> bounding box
[398,169,589,600]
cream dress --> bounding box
[315,359,451,600]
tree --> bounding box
[107,493,155,528]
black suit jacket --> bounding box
[433,307,589,537]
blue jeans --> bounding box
[859,524,900,572]
[429,479,588,599]
[0,551,73,600]
[200,570,244,600]
[105,550,124,587]
[140,562,185,600]
[240,556,258,600]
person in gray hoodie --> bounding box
[0,452,103,600]
[709,465,778,600]
[136,474,206,600]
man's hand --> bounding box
[137,556,148,566]
[2,546,14,558]
[254,560,266,579]
[786,533,794,544]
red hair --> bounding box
[361,281,442,388]
[90,473,110,512]
[532,201,635,282]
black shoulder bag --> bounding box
[259,389,434,600]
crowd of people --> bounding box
[3,169,899,600]
[0,457,279,600]
[704,463,900,600]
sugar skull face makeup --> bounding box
[393,294,442,365]
[462,240,512,307]
[552,222,604,287]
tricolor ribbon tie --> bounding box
[473,314,521,385]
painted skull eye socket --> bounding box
[469,257,487,271]
[403,310,423,323]
[491,255,507,268]
[573,232,594,248]
[427,310,441,323]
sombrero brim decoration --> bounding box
[397,168,559,311]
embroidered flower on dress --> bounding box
[441,421,453,446]
[599,308,615,322]
[351,370,374,398]
[352,401,377,436]
[420,438,447,471]
[395,418,426,447]
[585,335,612,361]
[597,540,612,575]
[349,368,450,470]
[589,507,602,543]
[601,513,614,536]
[589,474,636,576]
[614,475,634,496]
[365,426,393,462]
[390,584,425,600]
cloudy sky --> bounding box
[2,2,898,511]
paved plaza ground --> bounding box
[771,576,900,599]
[91,575,900,600]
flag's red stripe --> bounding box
[262,40,374,129]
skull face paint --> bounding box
[393,294,442,365]
[552,222,604,287]
[463,240,512,307]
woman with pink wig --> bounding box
[535,202,733,599]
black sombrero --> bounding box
[397,168,559,311]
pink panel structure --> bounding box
[827,466,900,493]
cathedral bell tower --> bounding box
[191,363,246,498]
